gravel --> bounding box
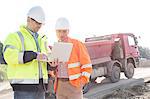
[102,83,150,99]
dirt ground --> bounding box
[1,60,150,99]
[103,82,150,99]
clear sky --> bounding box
[0,0,150,48]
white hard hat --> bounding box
[27,6,45,24]
[55,17,70,30]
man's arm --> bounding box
[23,51,37,63]
[4,33,40,64]
[78,41,92,85]
[4,33,23,65]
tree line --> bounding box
[0,41,3,59]
[138,46,150,59]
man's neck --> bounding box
[26,26,35,33]
[25,26,39,39]
[59,37,69,42]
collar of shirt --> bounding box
[25,27,39,39]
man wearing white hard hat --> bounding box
[54,17,92,99]
[3,6,58,99]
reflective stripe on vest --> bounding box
[17,31,25,51]
[4,31,24,52]
[68,62,80,68]
[4,41,24,64]
[4,45,17,52]
[18,52,24,64]
[9,79,48,84]
[17,31,25,64]
[68,62,92,80]
[69,73,81,80]
[81,63,92,69]
[82,71,91,78]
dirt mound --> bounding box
[103,84,150,99]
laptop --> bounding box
[47,42,73,62]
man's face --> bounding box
[56,29,69,42]
[28,18,42,33]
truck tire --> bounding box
[110,65,121,83]
[124,62,134,79]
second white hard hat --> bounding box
[55,17,70,30]
[27,6,45,24]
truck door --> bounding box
[127,35,139,57]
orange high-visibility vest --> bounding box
[55,37,92,90]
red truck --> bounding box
[83,33,140,93]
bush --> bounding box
[0,64,7,82]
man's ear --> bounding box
[27,17,30,22]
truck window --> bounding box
[128,36,135,46]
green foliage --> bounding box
[0,64,7,81]
[138,46,150,59]
[0,42,7,81]
[0,41,3,57]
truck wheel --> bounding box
[124,62,134,79]
[110,65,121,83]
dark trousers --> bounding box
[12,79,46,99]
[14,91,45,99]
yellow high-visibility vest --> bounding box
[4,25,48,84]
